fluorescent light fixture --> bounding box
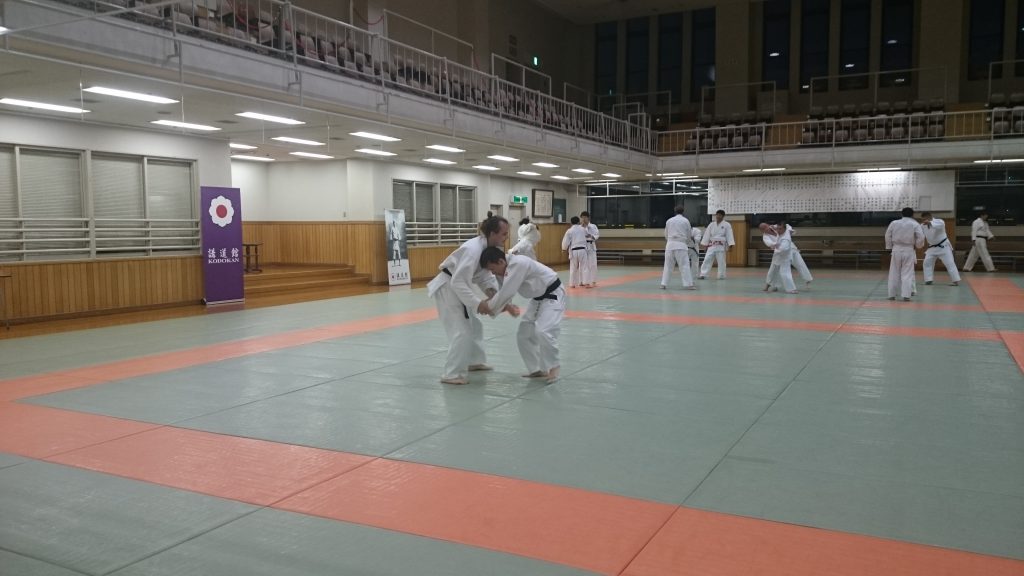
[236,111,304,125]
[423,158,456,165]
[975,158,1024,164]
[473,165,500,171]
[659,172,687,176]
[895,78,906,83]
[290,151,334,159]
[602,173,621,177]
[350,131,401,142]
[426,144,465,152]
[229,143,257,150]
[857,167,900,171]
[571,168,595,174]
[668,176,700,180]
[533,162,559,168]
[272,136,324,146]
[488,155,519,162]
[517,171,541,176]
[768,52,780,57]
[0,26,9,35]
[844,63,855,68]
[231,155,274,162]
[742,167,785,172]
[551,175,570,180]
[802,84,810,89]
[355,148,396,156]
[0,97,89,114]
[151,119,219,131]
[83,86,178,104]
[887,39,898,45]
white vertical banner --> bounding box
[384,209,411,286]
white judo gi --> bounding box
[485,254,565,376]
[510,222,541,260]
[884,216,925,300]
[661,214,694,289]
[762,227,797,293]
[689,227,702,282]
[700,220,735,279]
[786,224,813,284]
[922,218,960,284]
[562,224,589,287]
[583,222,600,286]
[427,236,500,380]
[963,217,996,272]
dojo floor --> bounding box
[1,266,1022,576]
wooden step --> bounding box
[244,264,369,295]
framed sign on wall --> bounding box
[532,188,554,218]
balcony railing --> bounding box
[405,221,479,246]
[0,218,200,261]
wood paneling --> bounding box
[727,220,749,266]
[536,223,570,265]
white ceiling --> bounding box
[533,0,722,25]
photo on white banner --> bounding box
[384,209,411,286]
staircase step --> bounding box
[244,275,369,294]
[244,266,356,286]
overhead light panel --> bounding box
[857,167,900,171]
[517,171,541,176]
[350,131,401,142]
[551,175,570,180]
[974,158,1024,164]
[231,155,274,162]
[601,173,621,178]
[290,151,334,159]
[151,119,219,131]
[659,172,687,176]
[272,136,324,146]
[488,155,519,162]
[571,168,595,174]
[768,52,780,57]
[426,144,465,152]
[236,111,304,125]
[473,165,500,171]
[0,97,89,114]
[424,158,456,164]
[229,143,257,150]
[355,148,396,156]
[83,86,178,104]
[742,167,785,172]
[533,162,559,168]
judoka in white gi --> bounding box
[759,223,798,294]
[884,207,925,301]
[580,211,600,287]
[785,223,813,286]
[479,247,565,383]
[509,217,541,260]
[427,216,511,385]
[920,212,960,286]
[963,212,997,272]
[689,227,702,282]
[661,206,697,290]
[561,216,589,288]
[700,210,736,279]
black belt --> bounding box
[533,278,562,301]
[586,240,594,243]
[929,237,948,248]
[571,246,586,251]
[442,267,469,319]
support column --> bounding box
[715,1,752,115]
[918,0,963,103]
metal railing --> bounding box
[406,221,479,245]
[0,218,200,261]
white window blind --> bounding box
[93,154,144,219]
[146,159,194,220]
[393,180,414,218]
[20,149,83,219]
[0,147,15,219]
[439,184,456,221]
[414,182,434,221]
[457,186,474,221]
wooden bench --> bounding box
[755,249,885,269]
[597,240,668,264]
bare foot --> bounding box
[684,285,697,290]
[950,282,959,286]
[762,284,770,292]
[468,364,493,371]
[786,290,799,294]
[522,371,546,378]
[440,377,468,385]
[660,285,666,290]
[545,366,560,383]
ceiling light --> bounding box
[802,84,810,89]
[887,39,898,45]
[602,173,621,177]
[236,111,304,125]
[517,171,541,176]
[424,158,456,164]
[976,158,1024,163]
[488,154,519,162]
[350,131,401,142]
[426,144,465,152]
[533,162,559,168]
[231,155,274,162]
[0,97,89,114]
[844,63,855,69]
[473,165,500,171]
[857,167,900,171]
[355,148,396,156]
[290,151,334,159]
[768,52,780,57]
[151,119,219,131]
[571,168,595,174]
[551,175,570,180]
[0,27,8,34]
[272,136,324,146]
[670,175,700,180]
[83,86,178,104]
[229,143,257,150]
[742,167,785,172]
[659,172,686,176]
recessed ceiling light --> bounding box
[517,171,541,176]
[426,144,465,152]
[151,119,219,131]
[473,165,500,171]
[0,97,89,114]
[229,143,257,150]
[488,155,519,162]
[424,158,456,164]
[571,168,595,174]
[602,173,621,177]
[355,148,396,156]
[231,155,274,162]
[272,136,324,146]
[290,151,334,159]
[742,167,785,172]
[236,111,304,125]
[533,162,559,168]
[551,175,570,180]
[350,131,401,142]
[83,86,178,104]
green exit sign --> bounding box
[512,195,528,204]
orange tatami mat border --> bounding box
[965,276,1024,313]
[580,289,987,312]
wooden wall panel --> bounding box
[727,220,749,266]
[0,256,202,322]
[536,223,570,265]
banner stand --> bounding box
[384,209,411,286]
[200,186,245,306]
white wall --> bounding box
[230,161,269,220]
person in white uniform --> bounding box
[581,211,600,287]
[700,210,736,279]
[785,223,813,286]
[920,212,960,286]
[661,206,696,290]
[759,223,798,294]
[884,207,925,301]
[963,211,997,272]
[561,216,589,288]
[479,247,565,383]
[509,217,541,260]
[689,226,702,282]
[427,216,511,385]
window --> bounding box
[657,13,683,109]
[839,0,871,90]
[626,17,650,95]
[595,21,618,97]
[691,8,716,103]
[1018,1,1024,76]
[93,154,144,220]
[879,0,914,87]
[586,180,710,228]
[968,0,1005,80]
[762,0,791,90]
[800,0,830,93]
[439,184,476,222]
[956,167,1024,225]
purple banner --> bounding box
[200,186,244,304]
